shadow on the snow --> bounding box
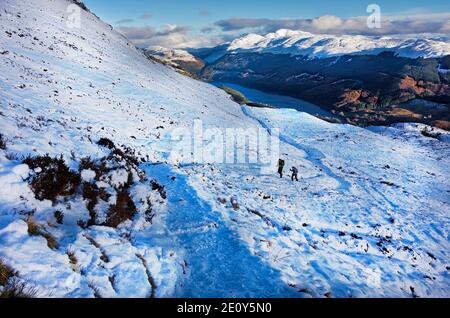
[142,163,300,298]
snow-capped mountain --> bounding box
[199,30,450,127]
[206,29,450,62]
[1,0,450,298]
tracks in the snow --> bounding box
[142,163,299,297]
[241,106,351,191]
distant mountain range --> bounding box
[194,29,450,61]
[146,30,450,129]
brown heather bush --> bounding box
[23,155,81,202]
[0,259,16,286]
[79,156,108,181]
[82,181,100,226]
[105,189,137,228]
[97,137,116,150]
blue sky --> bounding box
[82,0,450,48]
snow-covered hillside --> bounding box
[0,0,449,298]
[213,29,450,61]
[145,46,198,63]
[0,0,251,297]
[142,46,204,78]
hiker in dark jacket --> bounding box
[277,159,285,178]
[290,166,299,182]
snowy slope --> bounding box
[0,0,252,297]
[0,0,449,298]
[217,29,450,60]
[145,46,198,63]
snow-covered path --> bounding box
[241,105,351,191]
[143,163,299,297]
[174,107,450,298]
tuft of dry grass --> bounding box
[0,278,38,298]
[0,259,16,286]
[136,254,157,298]
[67,250,77,266]
[0,259,37,298]
[26,218,59,250]
[67,248,80,273]
[88,282,102,298]
[83,235,110,263]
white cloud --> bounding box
[214,13,450,36]
[116,24,222,48]
[311,15,343,31]
[116,12,450,50]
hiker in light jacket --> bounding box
[290,166,299,182]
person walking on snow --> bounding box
[290,166,299,182]
[277,159,285,178]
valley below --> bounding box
[146,46,450,130]
[212,81,342,122]
[199,52,450,130]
